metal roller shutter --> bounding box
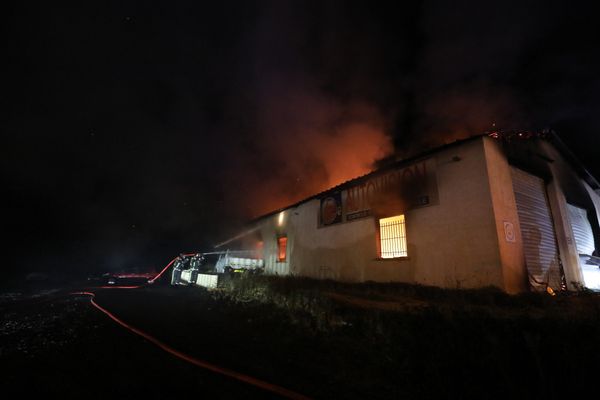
[567,204,595,256]
[567,204,600,289]
[511,167,563,291]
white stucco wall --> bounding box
[260,137,506,290]
[482,137,527,293]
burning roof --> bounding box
[252,129,599,223]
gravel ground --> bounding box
[3,280,600,399]
[0,285,281,399]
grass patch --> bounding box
[210,274,600,398]
[216,274,600,330]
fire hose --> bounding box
[72,256,310,400]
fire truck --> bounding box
[214,250,265,274]
[173,250,264,287]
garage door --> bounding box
[567,204,600,289]
[567,204,595,255]
[511,167,563,291]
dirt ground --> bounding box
[2,278,600,399]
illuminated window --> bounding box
[277,236,287,261]
[379,215,407,258]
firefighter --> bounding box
[189,253,204,284]
[171,254,187,285]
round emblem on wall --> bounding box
[321,196,341,225]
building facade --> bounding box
[234,134,600,293]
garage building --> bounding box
[226,132,600,293]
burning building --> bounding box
[224,132,600,293]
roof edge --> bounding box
[546,131,600,190]
[249,133,487,224]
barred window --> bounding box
[379,215,407,258]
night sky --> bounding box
[4,1,600,278]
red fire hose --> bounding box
[73,255,310,400]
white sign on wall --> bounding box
[504,221,516,243]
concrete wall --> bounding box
[482,138,527,293]
[260,137,506,290]
[261,211,291,276]
[254,136,600,293]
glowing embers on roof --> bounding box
[487,129,551,141]
[379,215,407,258]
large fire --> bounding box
[220,82,393,219]
[246,120,392,218]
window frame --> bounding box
[277,235,288,262]
[376,214,408,259]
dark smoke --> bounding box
[3,0,600,278]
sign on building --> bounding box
[319,158,438,226]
